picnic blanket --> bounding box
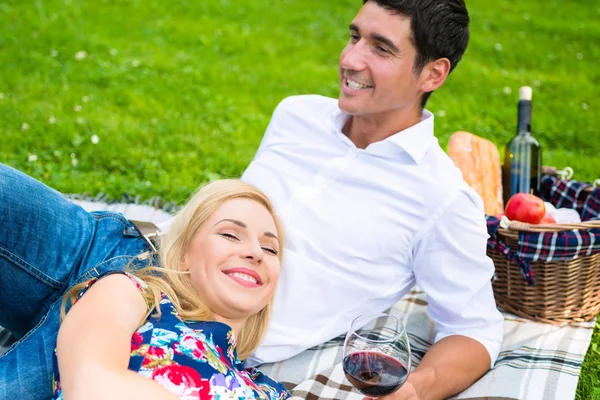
[260,288,594,400]
[1,197,594,400]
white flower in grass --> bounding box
[82,96,89,103]
[74,104,82,112]
[582,103,589,111]
[494,43,503,51]
[145,181,151,187]
[28,154,38,162]
[91,134,99,144]
[21,123,30,131]
[74,51,87,60]
[50,49,58,57]
[131,59,140,67]
[72,158,78,166]
[503,87,512,95]
[49,116,56,124]
[76,116,85,124]
[109,48,118,56]
[577,53,583,60]
[437,110,446,118]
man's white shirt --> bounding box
[159,94,504,367]
[241,95,503,367]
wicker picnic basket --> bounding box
[489,210,600,325]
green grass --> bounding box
[1,0,599,397]
[578,320,600,400]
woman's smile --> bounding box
[223,267,263,288]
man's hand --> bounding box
[360,335,490,400]
[362,381,419,400]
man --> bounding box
[240,0,503,398]
[0,0,502,399]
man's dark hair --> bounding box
[363,0,470,107]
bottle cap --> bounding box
[519,86,533,101]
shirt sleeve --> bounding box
[412,187,504,367]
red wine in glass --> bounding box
[343,351,409,396]
[343,313,411,398]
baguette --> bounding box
[447,131,504,216]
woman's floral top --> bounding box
[52,272,290,400]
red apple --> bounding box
[505,193,546,224]
[539,213,556,224]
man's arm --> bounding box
[375,189,503,400]
[371,335,489,400]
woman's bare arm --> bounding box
[57,273,177,400]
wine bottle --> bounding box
[502,86,542,204]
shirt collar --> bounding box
[331,108,435,164]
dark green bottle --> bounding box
[502,86,542,205]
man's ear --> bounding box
[419,58,451,93]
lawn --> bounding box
[1,0,599,397]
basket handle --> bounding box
[542,166,600,188]
[499,217,600,232]
[541,166,574,180]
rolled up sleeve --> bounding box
[412,188,504,367]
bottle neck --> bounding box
[517,100,532,135]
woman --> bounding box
[51,179,290,399]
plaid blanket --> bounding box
[487,176,600,285]
[259,289,595,400]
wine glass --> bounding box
[342,313,411,398]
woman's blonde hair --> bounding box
[62,179,284,360]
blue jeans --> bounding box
[0,163,153,399]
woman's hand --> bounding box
[362,381,420,400]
